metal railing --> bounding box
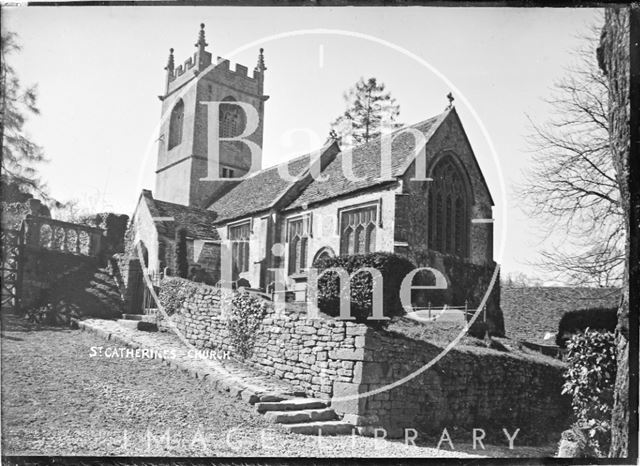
[411,300,487,322]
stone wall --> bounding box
[18,214,126,311]
[115,208,221,314]
[338,328,570,440]
[158,276,568,441]
[19,245,124,320]
[21,248,99,309]
[158,277,368,399]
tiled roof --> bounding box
[141,190,219,240]
[286,112,447,210]
[206,110,449,222]
[501,286,620,345]
[206,144,335,223]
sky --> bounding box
[3,6,602,281]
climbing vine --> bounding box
[158,277,189,316]
[226,292,267,359]
[562,329,617,456]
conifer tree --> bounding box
[0,31,47,201]
[330,77,401,147]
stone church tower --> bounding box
[154,24,268,207]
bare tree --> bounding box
[519,16,624,287]
[501,272,544,287]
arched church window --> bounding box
[435,193,443,252]
[168,99,184,150]
[427,156,470,258]
[364,223,376,254]
[219,96,245,138]
[341,226,353,257]
[312,247,335,266]
[354,225,365,254]
[445,195,453,253]
[454,197,465,256]
[339,204,378,256]
[288,216,310,274]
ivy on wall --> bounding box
[226,292,267,359]
[561,329,617,457]
[158,277,189,316]
[315,252,414,324]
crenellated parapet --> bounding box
[163,23,265,97]
[212,57,263,82]
[169,52,199,81]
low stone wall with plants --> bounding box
[157,276,569,441]
[157,277,369,399]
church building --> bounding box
[126,24,502,334]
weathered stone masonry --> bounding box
[158,278,367,399]
[158,277,569,438]
[336,329,570,438]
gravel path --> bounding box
[0,315,553,457]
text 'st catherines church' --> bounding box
[127,24,503,334]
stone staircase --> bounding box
[117,313,158,331]
[105,316,357,437]
[29,264,124,324]
[252,395,355,435]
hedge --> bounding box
[556,307,617,348]
[313,252,415,324]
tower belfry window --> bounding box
[221,167,235,178]
[219,96,245,138]
[168,99,184,150]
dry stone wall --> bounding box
[158,277,570,440]
[157,277,368,399]
[336,328,570,440]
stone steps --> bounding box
[121,314,156,322]
[255,398,355,435]
[255,398,329,413]
[283,420,356,436]
[116,319,158,332]
[256,393,290,403]
[264,407,338,424]
[79,318,357,438]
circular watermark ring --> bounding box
[133,28,508,403]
